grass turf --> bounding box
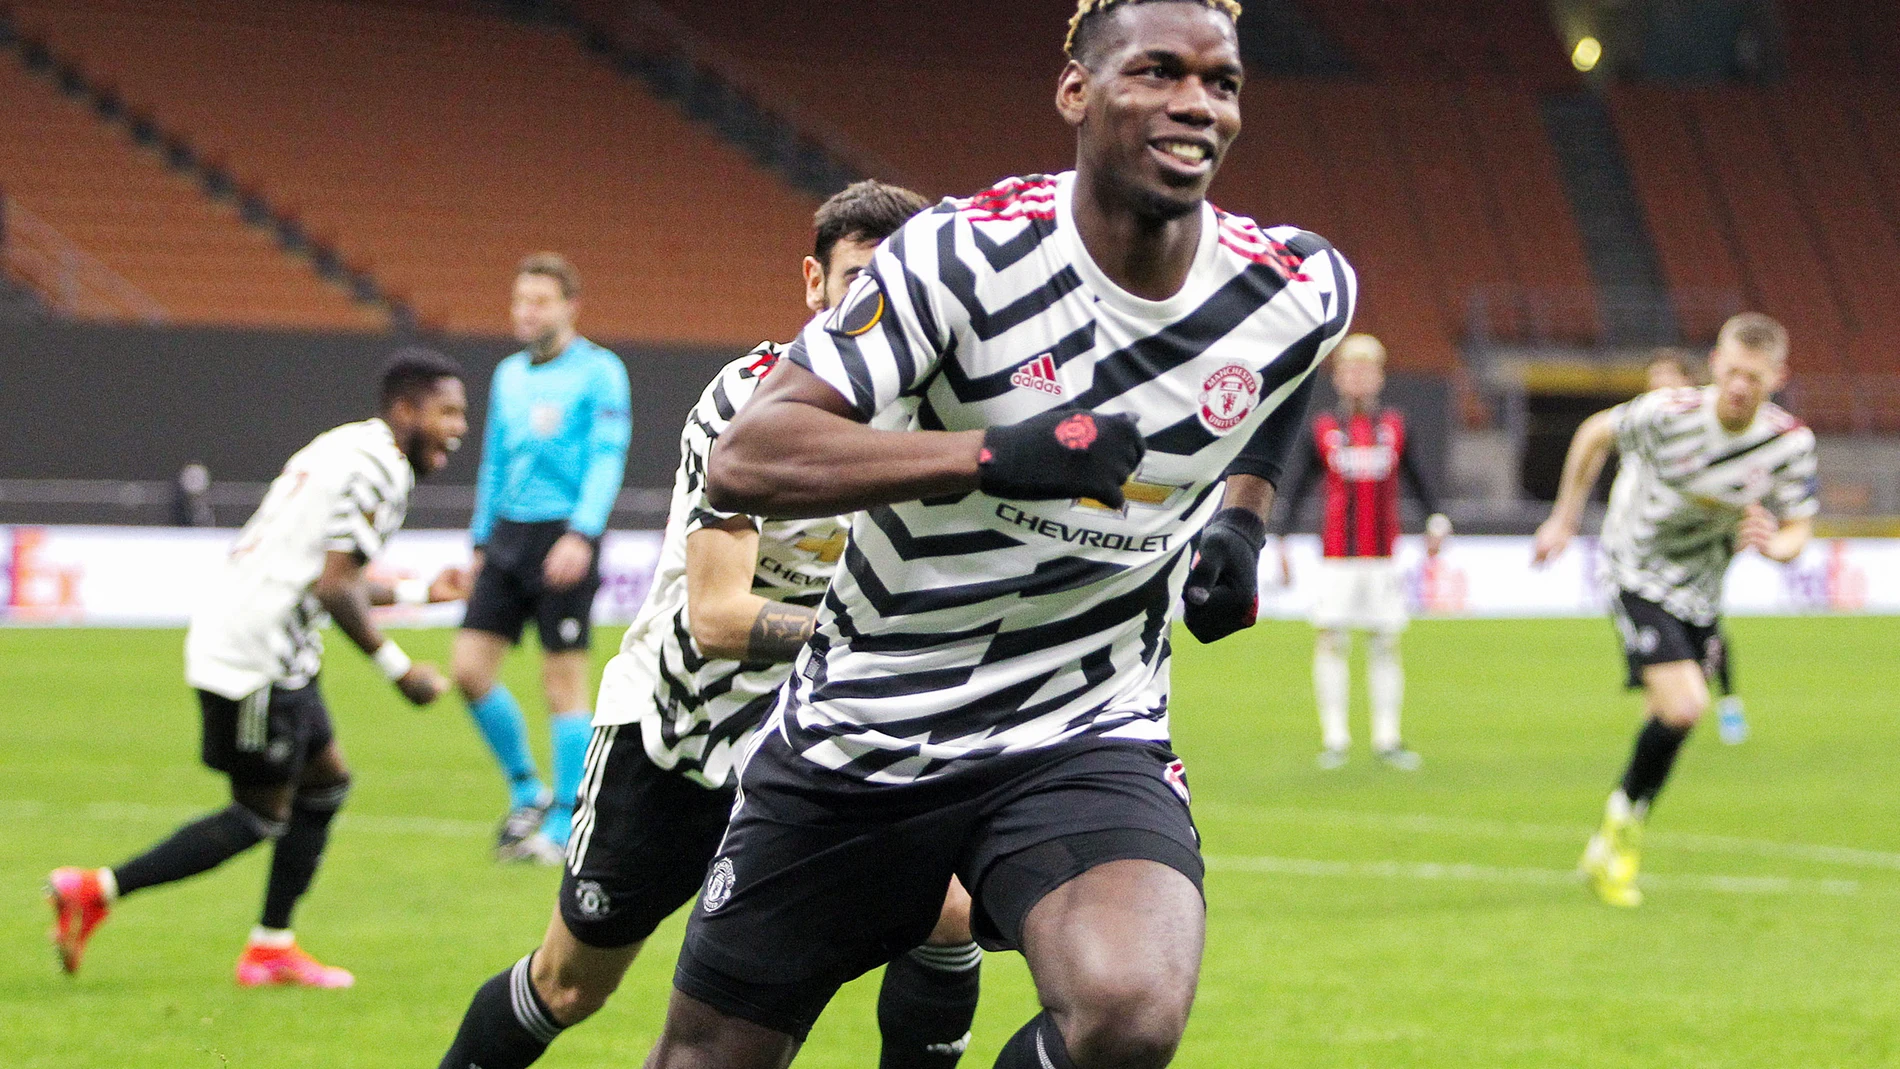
[2,617,1896,1067]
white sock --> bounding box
[1605,789,1633,824]
[1314,631,1350,752]
[98,868,119,903]
[1368,631,1404,752]
[249,926,295,949]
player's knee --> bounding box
[452,662,493,702]
[1656,696,1708,729]
[1369,631,1400,656]
[232,800,290,840]
[294,776,351,814]
[1315,629,1347,656]
[1054,973,1193,1068]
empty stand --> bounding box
[0,46,382,329]
[1298,0,1575,85]
[11,0,822,343]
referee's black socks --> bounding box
[879,941,982,1069]
[439,953,564,1069]
[1620,717,1692,810]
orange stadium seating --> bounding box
[590,1,1594,372]
[1296,0,1575,85]
[8,0,823,344]
[0,47,381,329]
[1610,83,1900,374]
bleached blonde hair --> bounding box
[1065,0,1243,60]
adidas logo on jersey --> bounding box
[1008,352,1063,395]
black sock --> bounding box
[1620,718,1691,809]
[261,781,347,930]
[438,953,564,1069]
[879,941,982,1069]
[112,803,281,897]
[993,1010,1076,1069]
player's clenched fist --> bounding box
[397,663,450,706]
[1183,508,1266,643]
[1738,503,1777,555]
[978,408,1144,507]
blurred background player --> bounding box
[1277,333,1449,770]
[47,349,470,986]
[439,181,983,1069]
[1643,349,1747,744]
[453,254,632,862]
[1534,313,1816,907]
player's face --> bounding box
[399,377,468,477]
[1709,341,1786,427]
[1332,357,1383,407]
[511,273,577,349]
[803,236,880,313]
[1647,362,1693,391]
[1061,4,1243,221]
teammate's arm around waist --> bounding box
[684,516,816,662]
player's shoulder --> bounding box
[699,342,785,420]
[1759,400,1813,443]
[572,336,630,375]
[1212,208,1348,281]
[308,419,406,483]
[947,173,1061,225]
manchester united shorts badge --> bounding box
[1198,364,1260,435]
[702,857,737,913]
[574,879,612,919]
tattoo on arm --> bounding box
[746,602,817,663]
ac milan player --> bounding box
[1276,334,1447,770]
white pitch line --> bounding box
[1197,801,1900,872]
[1204,854,1864,897]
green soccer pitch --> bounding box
[3,618,1897,1067]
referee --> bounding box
[453,253,631,862]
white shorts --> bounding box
[1310,557,1409,633]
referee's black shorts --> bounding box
[464,519,601,652]
[558,724,736,949]
[672,728,1204,1041]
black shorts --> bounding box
[1612,589,1726,690]
[464,519,601,651]
[559,723,737,949]
[198,683,334,788]
[673,729,1204,1041]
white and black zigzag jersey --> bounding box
[778,170,1357,784]
[1605,385,1818,625]
[594,344,852,789]
[186,419,413,699]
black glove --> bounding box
[1183,507,1266,643]
[979,407,1145,507]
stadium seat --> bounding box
[9,0,823,344]
[0,48,383,329]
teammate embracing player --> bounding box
[438,181,984,1069]
[634,2,1355,1067]
[48,349,470,985]
[1535,313,1817,907]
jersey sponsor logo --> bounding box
[1054,412,1098,450]
[1198,364,1259,434]
[530,402,564,438]
[702,857,737,913]
[1008,351,1064,395]
[792,532,848,563]
[994,502,1171,552]
[759,553,832,587]
[573,879,612,919]
[1163,758,1191,805]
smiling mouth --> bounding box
[1152,139,1212,168]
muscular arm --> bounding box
[684,516,818,662]
[1755,513,1813,564]
[313,550,392,656]
[706,361,985,520]
[1533,408,1617,563]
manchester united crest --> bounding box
[1198,364,1259,434]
